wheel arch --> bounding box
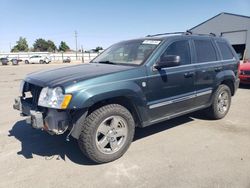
[87,96,142,127]
[215,70,237,96]
[221,79,235,96]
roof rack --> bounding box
[146,30,217,37]
[209,32,216,36]
[146,31,188,37]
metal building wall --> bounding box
[190,13,250,60]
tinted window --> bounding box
[162,40,191,65]
[217,41,234,60]
[194,40,217,63]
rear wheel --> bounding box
[206,84,231,119]
[78,104,135,163]
[39,60,44,64]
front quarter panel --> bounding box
[65,67,150,124]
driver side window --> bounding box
[161,40,191,65]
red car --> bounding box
[239,60,250,84]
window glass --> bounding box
[217,41,234,60]
[162,40,191,65]
[92,40,161,65]
[194,40,217,63]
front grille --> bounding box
[23,82,42,108]
[244,71,250,75]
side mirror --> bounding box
[154,55,181,69]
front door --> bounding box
[146,39,195,123]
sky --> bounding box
[0,0,250,52]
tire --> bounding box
[25,60,29,64]
[206,84,231,120]
[39,60,44,64]
[78,104,135,163]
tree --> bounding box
[47,40,57,52]
[33,38,57,52]
[33,38,48,51]
[11,37,29,52]
[94,46,103,52]
[59,41,70,52]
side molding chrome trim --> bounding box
[149,89,212,109]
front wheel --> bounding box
[78,104,135,163]
[206,84,231,120]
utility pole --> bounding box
[81,45,84,63]
[75,30,78,60]
[9,43,12,52]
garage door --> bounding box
[221,30,247,45]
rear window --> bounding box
[216,41,234,60]
[194,40,217,63]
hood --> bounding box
[25,63,134,87]
[240,62,250,70]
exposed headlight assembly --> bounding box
[38,87,72,109]
[19,80,25,95]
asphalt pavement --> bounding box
[0,63,249,188]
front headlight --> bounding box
[38,87,72,109]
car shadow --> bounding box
[9,112,207,165]
[134,115,194,141]
[239,84,250,89]
[8,120,96,165]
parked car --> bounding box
[25,55,51,64]
[14,32,240,163]
[239,60,250,84]
[63,57,71,63]
[11,58,22,65]
[0,57,9,65]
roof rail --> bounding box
[146,30,217,37]
[209,32,216,37]
[146,31,187,37]
[193,32,217,37]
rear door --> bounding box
[146,39,196,123]
[31,56,38,63]
[192,38,221,107]
[36,56,42,63]
[215,40,238,77]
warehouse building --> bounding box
[190,12,250,60]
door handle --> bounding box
[214,67,223,72]
[184,71,195,78]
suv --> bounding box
[25,55,51,64]
[13,32,240,163]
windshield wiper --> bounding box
[95,61,116,65]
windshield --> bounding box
[92,39,161,66]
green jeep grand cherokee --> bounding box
[14,31,240,163]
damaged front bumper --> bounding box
[13,97,70,135]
